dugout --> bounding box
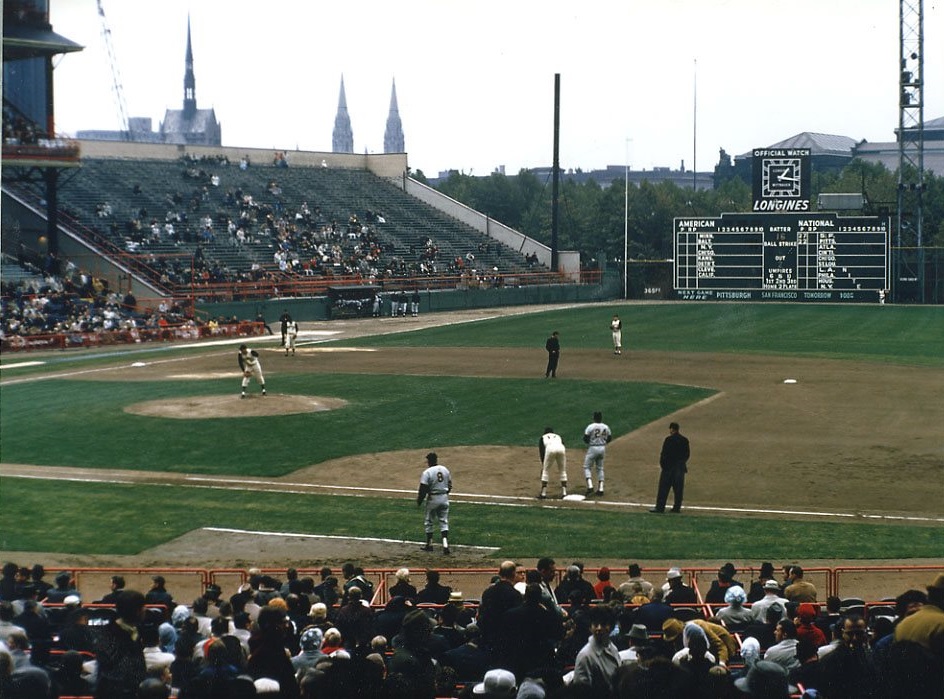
[327,285,381,319]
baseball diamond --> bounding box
[0,303,942,582]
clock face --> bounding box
[762,158,803,198]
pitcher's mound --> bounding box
[125,394,348,419]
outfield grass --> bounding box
[0,375,712,474]
[347,304,944,366]
[1,479,940,560]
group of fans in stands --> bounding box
[1,558,941,698]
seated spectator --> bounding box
[619,563,655,600]
[291,627,324,676]
[795,602,827,647]
[439,623,489,683]
[715,585,754,632]
[389,568,418,600]
[634,588,674,633]
[895,573,944,656]
[752,579,789,622]
[705,562,741,604]
[553,563,595,605]
[663,567,697,605]
[593,566,614,600]
[783,565,817,602]
[818,614,878,699]
[44,571,79,604]
[748,562,778,603]
[734,659,796,698]
[763,618,801,672]
[52,649,94,697]
[742,603,785,651]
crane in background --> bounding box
[96,0,131,140]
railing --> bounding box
[0,320,266,353]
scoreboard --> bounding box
[674,213,889,302]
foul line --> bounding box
[6,471,941,524]
[203,527,498,551]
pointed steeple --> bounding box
[332,75,354,153]
[183,15,196,118]
[384,78,405,153]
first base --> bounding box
[562,494,586,502]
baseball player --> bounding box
[285,320,299,356]
[372,292,383,317]
[398,290,409,318]
[278,309,292,347]
[417,451,452,555]
[538,427,568,499]
[583,411,612,496]
[410,289,420,317]
[238,344,266,398]
[610,314,622,355]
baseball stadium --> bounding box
[2,5,944,698]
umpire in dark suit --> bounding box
[650,422,690,513]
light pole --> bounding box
[624,138,632,300]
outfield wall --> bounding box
[196,278,622,323]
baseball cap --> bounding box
[473,669,516,696]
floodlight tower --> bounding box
[97,0,131,140]
[897,0,924,249]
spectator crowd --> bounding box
[1,558,941,698]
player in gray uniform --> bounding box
[583,411,612,496]
[538,427,568,499]
[285,320,299,356]
[417,451,452,555]
[238,344,266,398]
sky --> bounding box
[50,0,943,178]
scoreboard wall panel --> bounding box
[674,213,888,302]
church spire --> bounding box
[383,77,405,153]
[332,75,354,153]
[183,15,196,118]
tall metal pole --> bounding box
[692,58,698,191]
[624,139,629,299]
[551,74,560,273]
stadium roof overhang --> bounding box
[2,24,83,60]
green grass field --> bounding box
[1,303,942,560]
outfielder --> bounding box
[583,411,612,496]
[538,427,568,499]
[285,320,299,356]
[417,451,452,555]
[238,344,266,398]
[610,314,622,355]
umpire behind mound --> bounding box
[650,422,690,513]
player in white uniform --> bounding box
[417,451,452,555]
[285,320,299,356]
[238,344,266,398]
[538,427,568,499]
[583,411,612,496]
[610,314,622,355]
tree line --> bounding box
[413,160,943,266]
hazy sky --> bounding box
[51,0,942,178]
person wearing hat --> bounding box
[291,626,324,674]
[572,604,621,695]
[716,585,755,632]
[618,623,651,664]
[649,421,690,513]
[894,572,944,654]
[663,617,737,667]
[751,579,789,623]
[145,575,175,611]
[663,568,697,605]
[734,659,796,697]
[795,603,826,648]
[473,668,517,697]
[748,562,778,603]
[705,563,741,604]
[388,608,437,696]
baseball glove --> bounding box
[243,371,251,378]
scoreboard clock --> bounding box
[751,148,811,211]
[761,158,803,198]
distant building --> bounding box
[332,75,354,153]
[77,18,220,145]
[431,163,714,190]
[383,78,405,154]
